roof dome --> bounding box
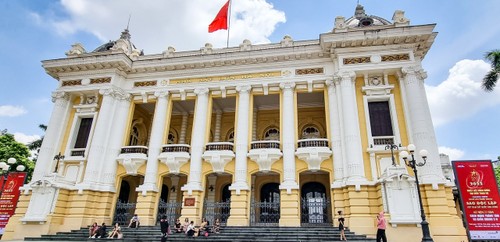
[345,4,392,28]
[92,29,143,57]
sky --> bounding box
[0,0,499,162]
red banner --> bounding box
[453,160,500,240]
[0,172,26,235]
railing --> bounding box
[113,200,136,226]
[161,144,190,153]
[300,197,332,226]
[373,136,395,145]
[205,142,234,151]
[70,148,85,157]
[156,199,182,226]
[250,199,280,226]
[250,140,280,149]
[203,200,231,226]
[297,138,329,148]
[120,146,148,154]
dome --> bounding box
[344,4,392,28]
[92,29,143,57]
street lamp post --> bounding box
[400,144,434,242]
[385,144,399,166]
[0,158,26,197]
[53,152,65,173]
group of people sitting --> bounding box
[88,214,140,239]
[172,217,221,237]
[88,222,122,239]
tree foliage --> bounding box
[482,49,500,91]
[0,132,35,182]
[27,124,47,162]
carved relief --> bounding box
[134,81,157,87]
[295,68,324,75]
[90,77,111,84]
[61,80,82,87]
[343,56,371,65]
[381,54,410,62]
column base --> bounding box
[279,180,299,194]
[136,183,159,196]
[226,190,249,226]
[279,189,300,227]
[181,182,203,195]
[229,181,250,195]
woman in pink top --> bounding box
[376,211,387,242]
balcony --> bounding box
[373,136,395,146]
[116,146,148,175]
[202,142,235,173]
[295,139,332,171]
[248,141,282,172]
[158,144,191,174]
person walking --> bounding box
[376,211,387,242]
[160,216,169,242]
[338,210,347,241]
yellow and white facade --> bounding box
[4,5,467,242]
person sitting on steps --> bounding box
[213,218,221,234]
[174,218,183,233]
[88,222,99,238]
[185,221,196,237]
[128,214,140,229]
[107,223,123,239]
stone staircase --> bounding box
[25,226,376,241]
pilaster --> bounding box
[326,80,345,187]
[179,112,189,144]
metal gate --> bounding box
[156,199,182,225]
[250,199,280,226]
[113,200,136,225]
[203,200,230,225]
[300,197,332,226]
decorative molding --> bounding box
[381,54,410,62]
[295,68,324,75]
[61,80,82,87]
[343,56,371,65]
[170,71,282,85]
[90,77,111,84]
[134,80,157,87]
[116,153,147,175]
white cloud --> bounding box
[0,105,27,117]
[37,0,286,53]
[13,132,40,145]
[439,146,465,161]
[426,59,500,126]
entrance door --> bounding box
[300,182,331,225]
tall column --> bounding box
[31,91,70,181]
[138,91,170,193]
[99,92,132,189]
[229,85,251,192]
[182,88,210,193]
[401,66,444,184]
[279,82,299,192]
[214,110,222,142]
[252,109,257,141]
[336,71,366,182]
[326,80,345,186]
[179,112,188,144]
[79,88,118,190]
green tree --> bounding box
[27,124,47,162]
[482,49,500,91]
[0,132,35,182]
[495,156,500,187]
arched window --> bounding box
[263,127,280,141]
[129,127,139,146]
[260,183,280,202]
[226,128,234,142]
[301,125,320,139]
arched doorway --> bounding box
[300,182,331,226]
[113,175,143,225]
[156,174,186,225]
[202,173,232,225]
[250,172,281,226]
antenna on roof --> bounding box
[126,14,132,30]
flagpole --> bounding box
[226,0,232,48]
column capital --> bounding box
[154,90,169,98]
[51,91,69,103]
[235,85,252,93]
[279,82,296,90]
[325,78,336,87]
[194,88,209,96]
[401,66,427,79]
[334,71,356,81]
